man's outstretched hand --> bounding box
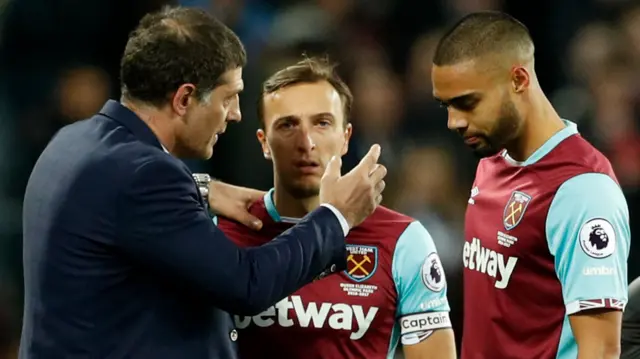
[208,181,265,230]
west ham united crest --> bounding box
[503,191,532,231]
[345,245,378,282]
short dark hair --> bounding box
[257,56,353,128]
[120,6,246,106]
[433,11,534,66]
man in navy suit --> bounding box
[19,7,387,359]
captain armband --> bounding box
[399,311,451,345]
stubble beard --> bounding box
[286,182,321,200]
[473,99,522,158]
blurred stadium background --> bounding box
[0,0,639,357]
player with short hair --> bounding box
[216,57,457,359]
[19,7,388,359]
[431,11,630,359]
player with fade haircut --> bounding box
[431,11,630,359]
[216,57,457,359]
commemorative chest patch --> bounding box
[341,244,379,297]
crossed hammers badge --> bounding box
[344,245,377,282]
[347,254,372,276]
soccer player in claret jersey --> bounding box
[431,11,630,359]
[216,57,456,359]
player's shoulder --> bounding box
[217,197,269,230]
[371,205,415,221]
[545,134,614,176]
[359,206,415,230]
[540,136,620,200]
[351,206,421,246]
[216,196,281,247]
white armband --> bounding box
[400,311,451,336]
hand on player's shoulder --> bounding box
[208,181,265,231]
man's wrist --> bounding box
[319,203,350,236]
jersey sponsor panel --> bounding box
[462,237,518,289]
[234,295,378,340]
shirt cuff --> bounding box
[319,203,350,236]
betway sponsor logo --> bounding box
[234,296,378,340]
[463,237,518,289]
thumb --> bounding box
[357,144,381,172]
[230,205,263,230]
[322,156,342,182]
[238,213,263,231]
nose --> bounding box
[447,108,468,131]
[227,95,241,123]
[295,126,316,152]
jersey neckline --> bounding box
[264,188,302,224]
[502,119,578,167]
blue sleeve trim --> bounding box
[545,173,629,313]
[392,221,450,317]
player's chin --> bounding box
[470,143,501,158]
[288,179,321,198]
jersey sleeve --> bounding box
[392,221,451,345]
[545,173,630,315]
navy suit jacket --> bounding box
[19,100,347,359]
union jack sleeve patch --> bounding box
[566,298,626,315]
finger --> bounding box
[321,156,342,182]
[236,212,263,231]
[356,144,381,172]
[369,164,388,184]
[374,179,386,195]
[374,194,383,206]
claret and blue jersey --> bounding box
[216,190,452,359]
[462,120,630,359]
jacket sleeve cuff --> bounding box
[319,203,350,236]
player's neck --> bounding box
[507,93,565,162]
[272,184,319,219]
[121,98,176,153]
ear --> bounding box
[340,123,353,156]
[511,66,530,93]
[256,129,271,160]
[171,83,196,116]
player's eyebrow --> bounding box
[275,115,298,122]
[434,93,480,109]
[434,93,477,104]
[310,112,335,120]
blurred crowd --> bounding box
[1,0,639,358]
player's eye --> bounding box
[451,99,477,112]
[279,121,295,129]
